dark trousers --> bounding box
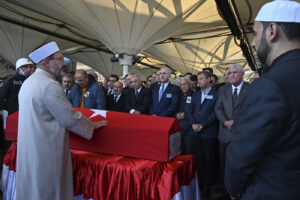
[218,141,232,200]
[219,141,229,185]
[183,135,218,187]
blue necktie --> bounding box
[159,84,164,101]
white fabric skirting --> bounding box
[172,172,201,200]
[2,165,201,200]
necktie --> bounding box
[108,89,113,96]
[232,87,238,106]
[65,89,68,95]
[135,90,138,96]
[159,84,165,101]
[114,96,118,103]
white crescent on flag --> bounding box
[89,109,107,119]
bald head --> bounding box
[131,74,142,90]
[113,81,123,95]
[160,67,171,83]
[180,77,191,95]
[75,69,89,88]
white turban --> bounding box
[29,42,60,64]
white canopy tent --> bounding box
[145,31,250,78]
[1,0,291,80]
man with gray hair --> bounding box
[214,63,249,199]
[175,77,193,153]
[225,1,300,199]
[176,77,193,134]
[149,67,180,117]
[125,74,151,114]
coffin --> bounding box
[6,108,181,162]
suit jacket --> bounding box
[214,82,249,143]
[175,90,193,132]
[124,87,151,114]
[149,82,180,117]
[123,86,130,95]
[188,88,218,138]
[107,93,126,112]
[105,87,114,96]
[225,49,300,200]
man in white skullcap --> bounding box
[225,1,300,200]
[16,42,107,200]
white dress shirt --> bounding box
[231,81,244,96]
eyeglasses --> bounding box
[49,56,64,61]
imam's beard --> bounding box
[50,66,65,80]
[257,33,271,66]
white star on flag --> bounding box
[89,109,107,119]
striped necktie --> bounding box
[159,84,165,101]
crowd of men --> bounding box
[0,56,255,199]
[0,1,299,199]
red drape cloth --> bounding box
[4,142,195,200]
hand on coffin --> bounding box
[93,120,107,129]
[133,110,141,114]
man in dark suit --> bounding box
[187,71,218,194]
[105,74,119,96]
[176,77,193,133]
[122,73,132,95]
[149,67,180,117]
[107,81,126,112]
[61,73,74,96]
[124,74,151,114]
[175,77,193,154]
[189,74,199,92]
[214,64,249,199]
[225,1,300,199]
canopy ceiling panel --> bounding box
[0,0,103,64]
[145,30,250,78]
[64,48,157,80]
[0,1,158,80]
[1,0,272,80]
[10,0,227,55]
